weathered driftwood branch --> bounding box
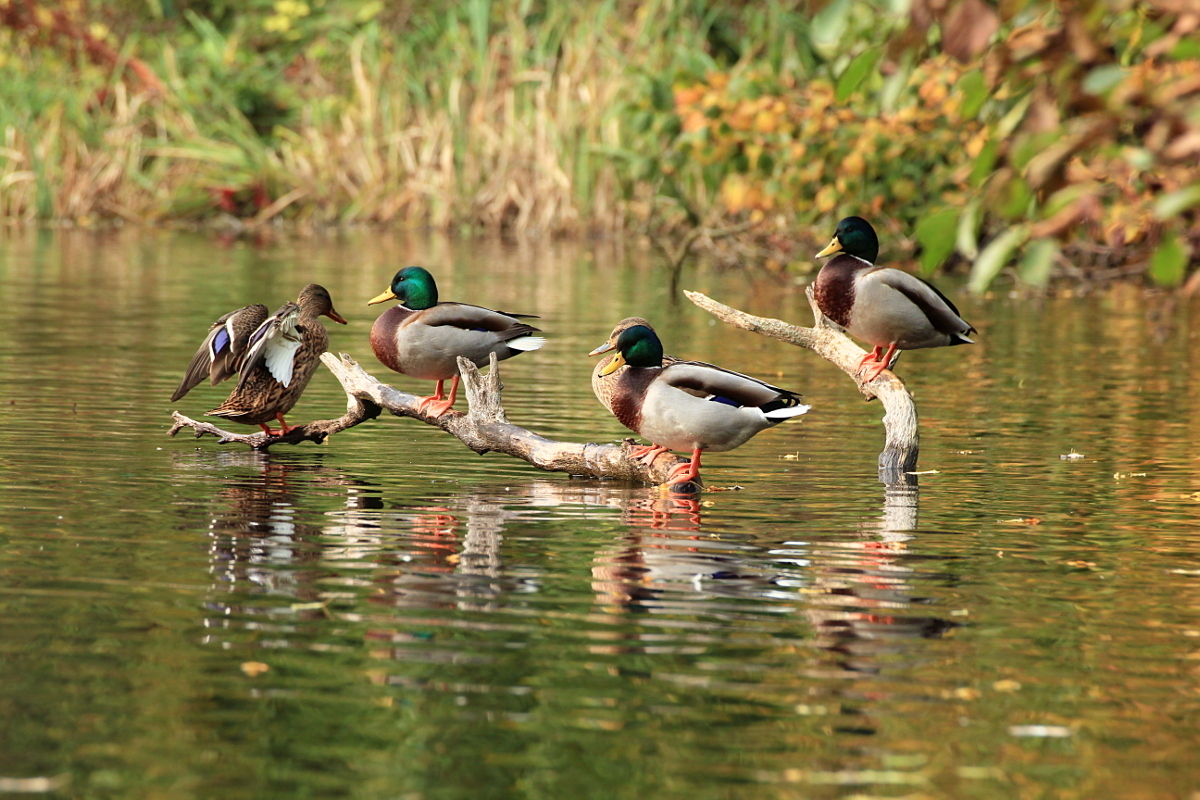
[320,352,695,487]
[684,287,919,479]
[168,376,383,449]
[170,352,697,489]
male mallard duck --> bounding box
[171,284,347,435]
[589,322,810,486]
[588,317,679,411]
[368,266,545,417]
[814,216,975,381]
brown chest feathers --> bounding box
[813,255,864,328]
[610,367,660,434]
[370,305,415,373]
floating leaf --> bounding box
[836,48,883,103]
[1017,237,1058,287]
[915,207,958,276]
[1149,231,1187,287]
[969,225,1029,293]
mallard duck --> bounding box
[171,284,347,435]
[814,216,975,381]
[368,266,545,417]
[589,318,681,464]
[589,322,810,486]
[589,317,680,410]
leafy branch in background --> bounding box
[0,0,1196,289]
[631,0,1200,290]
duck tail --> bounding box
[762,398,812,420]
[507,335,546,352]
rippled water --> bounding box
[0,227,1197,799]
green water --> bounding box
[0,227,1197,799]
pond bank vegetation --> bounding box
[1,0,1197,290]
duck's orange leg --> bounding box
[856,346,886,372]
[256,412,294,436]
[629,443,671,465]
[860,343,899,381]
[419,376,461,418]
[664,448,703,488]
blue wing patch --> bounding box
[708,395,741,408]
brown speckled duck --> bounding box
[368,266,545,417]
[588,321,810,486]
[171,284,347,435]
[814,216,975,381]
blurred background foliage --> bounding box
[0,0,1196,290]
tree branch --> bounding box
[169,352,699,490]
[684,287,919,479]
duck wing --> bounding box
[171,303,269,401]
[876,270,976,338]
[416,302,542,342]
[661,361,809,418]
[236,302,304,390]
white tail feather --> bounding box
[507,336,546,352]
[764,403,811,420]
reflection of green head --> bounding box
[391,266,439,310]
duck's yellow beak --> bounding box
[588,340,616,357]
[367,289,397,306]
[815,237,843,258]
[598,352,626,376]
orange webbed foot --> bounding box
[629,443,671,466]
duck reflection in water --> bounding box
[195,456,384,627]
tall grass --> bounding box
[0,0,788,233]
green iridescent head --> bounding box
[368,266,439,310]
[599,324,664,375]
[816,216,879,263]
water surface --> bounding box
[0,227,1197,799]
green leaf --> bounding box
[650,79,674,112]
[914,207,958,277]
[1154,186,1200,220]
[969,225,1029,293]
[996,92,1033,139]
[1149,232,1188,287]
[1018,238,1058,287]
[957,199,982,260]
[1082,65,1127,96]
[958,70,988,119]
[811,0,851,54]
[355,1,384,23]
[836,48,883,103]
[970,140,999,186]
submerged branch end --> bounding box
[683,288,920,477]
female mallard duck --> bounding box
[171,284,347,435]
[814,216,975,381]
[368,266,545,417]
[589,322,810,486]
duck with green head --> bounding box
[814,216,975,381]
[589,321,810,487]
[368,266,545,417]
[171,284,348,435]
